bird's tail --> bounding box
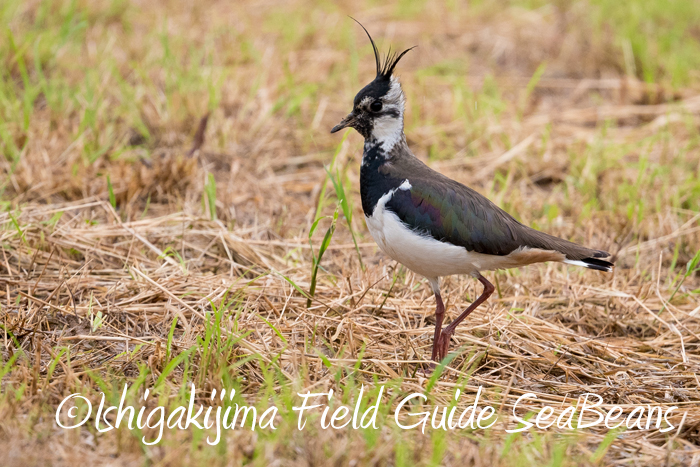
[563,257,614,272]
[518,222,614,272]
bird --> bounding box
[330,21,614,364]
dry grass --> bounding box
[1,0,700,465]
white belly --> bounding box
[365,201,480,280]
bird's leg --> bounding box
[430,293,445,362]
[437,274,495,361]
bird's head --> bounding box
[331,20,415,146]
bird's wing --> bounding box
[384,174,608,260]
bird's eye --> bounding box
[369,101,383,112]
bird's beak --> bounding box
[331,111,357,134]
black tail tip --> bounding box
[581,257,614,272]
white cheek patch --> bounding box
[370,78,406,151]
[372,113,403,151]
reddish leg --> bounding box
[436,274,495,362]
[430,293,445,362]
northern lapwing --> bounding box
[331,22,614,363]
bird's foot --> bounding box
[418,360,438,377]
[436,328,453,362]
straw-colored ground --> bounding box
[2,0,700,465]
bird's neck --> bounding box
[363,113,406,161]
[362,140,388,168]
[359,141,401,216]
[370,114,404,151]
[359,124,417,217]
[362,131,405,167]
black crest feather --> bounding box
[350,17,416,80]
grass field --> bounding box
[2,0,700,465]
